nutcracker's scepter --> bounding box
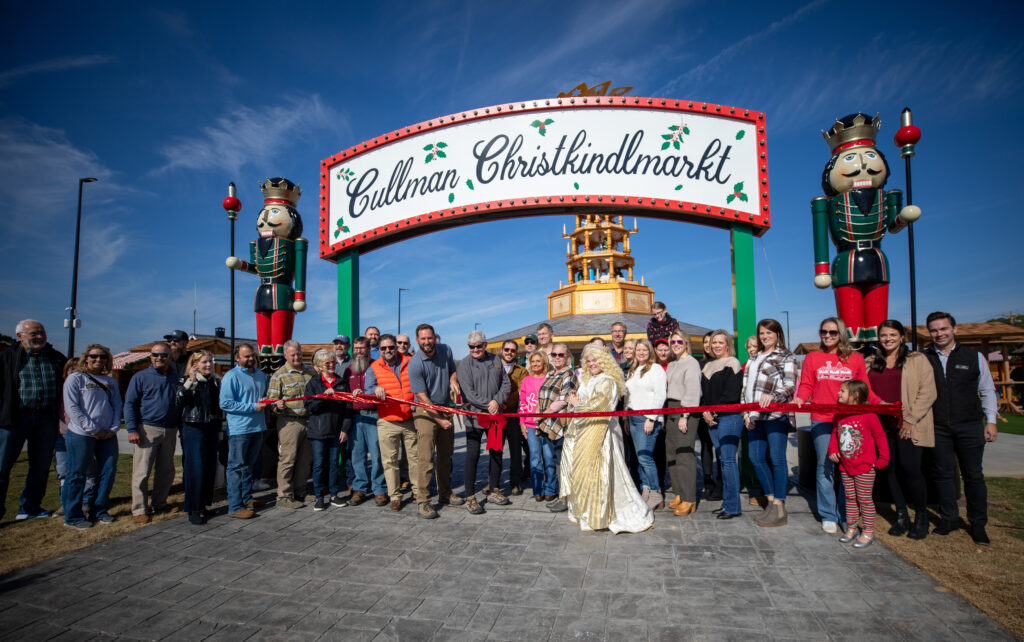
[223,183,242,357]
[894,108,922,350]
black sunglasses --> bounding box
[468,343,486,349]
[396,341,410,345]
[86,353,106,360]
[380,345,397,351]
[551,352,568,357]
[151,352,169,358]
[820,330,840,337]
[524,339,537,345]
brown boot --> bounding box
[668,495,682,509]
[756,502,787,527]
[673,501,696,516]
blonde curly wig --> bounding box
[579,344,625,397]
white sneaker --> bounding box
[253,480,270,491]
[822,520,839,534]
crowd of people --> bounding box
[0,307,999,545]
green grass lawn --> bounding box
[999,414,1024,436]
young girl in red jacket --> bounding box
[829,379,889,548]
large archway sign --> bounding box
[320,97,771,347]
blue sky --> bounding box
[2,1,1022,359]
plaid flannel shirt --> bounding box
[741,348,798,423]
[18,352,58,410]
[268,363,316,418]
[537,367,577,438]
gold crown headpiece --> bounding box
[822,112,881,154]
[259,177,301,205]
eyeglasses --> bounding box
[396,341,410,345]
[502,348,517,353]
[524,339,537,345]
[820,330,840,337]
[669,340,685,345]
[380,345,397,351]
[551,352,568,358]
[86,354,106,360]
[151,352,169,358]
[468,343,486,349]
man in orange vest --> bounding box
[359,334,422,513]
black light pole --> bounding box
[894,108,922,349]
[397,287,408,334]
[222,184,242,357]
[68,177,98,359]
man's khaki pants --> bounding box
[131,424,178,516]
[277,418,312,501]
[413,408,455,501]
[378,418,421,501]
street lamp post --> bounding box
[397,288,408,334]
[67,177,98,359]
[222,184,242,356]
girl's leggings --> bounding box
[841,468,876,532]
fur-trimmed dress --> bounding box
[558,373,654,533]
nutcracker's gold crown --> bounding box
[259,177,302,205]
[822,113,880,153]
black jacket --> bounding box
[176,377,224,426]
[0,343,68,428]
[924,344,984,426]
[305,374,351,440]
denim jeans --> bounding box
[310,437,342,498]
[748,418,791,500]
[181,422,220,513]
[525,428,562,496]
[227,432,264,513]
[62,431,118,524]
[810,421,845,524]
[628,415,663,493]
[350,413,386,495]
[709,413,744,515]
[0,411,59,519]
[55,434,98,509]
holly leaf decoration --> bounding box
[733,181,744,192]
[423,144,434,151]
[437,142,447,148]
[661,134,672,140]
[661,141,670,150]
[669,125,679,131]
[425,154,433,163]
[726,194,736,204]
[573,182,580,190]
[531,120,543,127]
[436,150,447,158]
[334,229,340,238]
[448,192,455,203]
[738,194,748,202]
[673,141,680,151]
[682,126,690,135]
[674,185,683,190]
[736,130,745,140]
[544,119,554,125]
[466,179,475,190]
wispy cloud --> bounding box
[155,95,350,176]
[0,54,116,89]
[657,0,828,97]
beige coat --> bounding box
[866,351,937,447]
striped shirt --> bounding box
[267,363,316,418]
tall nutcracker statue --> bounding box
[226,177,308,371]
[811,112,921,345]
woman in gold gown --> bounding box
[559,345,654,533]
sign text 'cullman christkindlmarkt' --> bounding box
[320,99,770,257]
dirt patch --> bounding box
[876,477,1024,638]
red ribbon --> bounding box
[263,392,901,420]
[478,415,507,452]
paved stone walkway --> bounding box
[0,436,1015,641]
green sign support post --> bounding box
[730,223,757,359]
[337,250,359,340]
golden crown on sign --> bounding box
[259,177,302,205]
[557,81,633,98]
[821,113,881,153]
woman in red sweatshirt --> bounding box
[794,317,880,534]
[829,380,889,548]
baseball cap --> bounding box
[333,334,351,344]
[524,334,538,344]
